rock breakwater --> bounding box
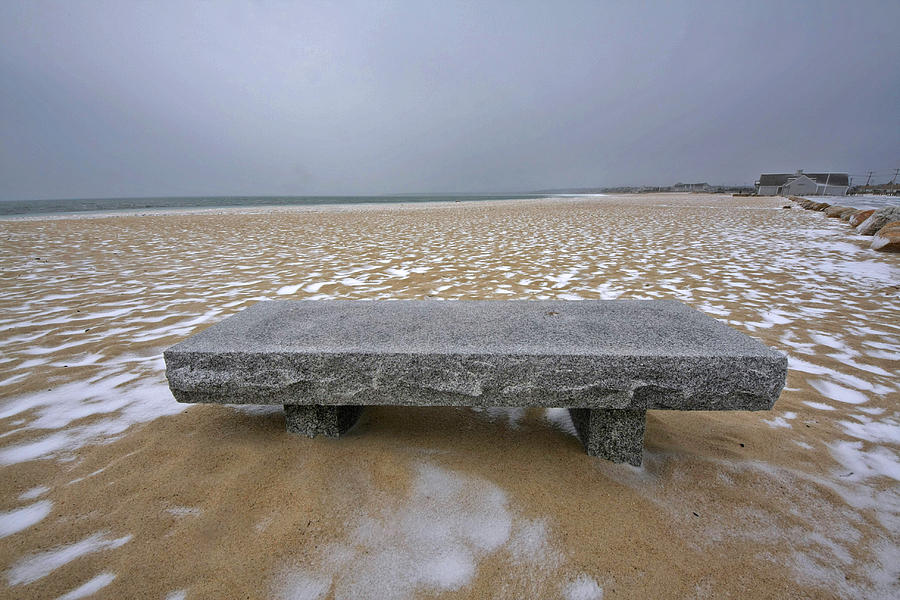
[791,196,900,252]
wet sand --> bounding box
[1,194,898,599]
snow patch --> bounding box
[544,408,578,437]
[808,379,868,405]
[563,574,604,600]
[0,500,53,538]
[274,462,561,598]
[57,572,116,600]
[276,284,303,295]
[18,486,50,500]
[6,531,132,586]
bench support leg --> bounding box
[568,408,646,466]
[283,405,363,438]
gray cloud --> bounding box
[2,0,898,200]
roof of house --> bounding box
[758,172,849,187]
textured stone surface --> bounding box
[857,206,900,235]
[872,222,900,252]
[164,300,787,463]
[165,300,787,410]
[824,205,851,218]
[569,408,646,466]
[284,404,363,437]
[848,209,876,227]
[838,208,859,221]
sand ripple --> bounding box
[0,195,897,598]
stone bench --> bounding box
[163,300,787,465]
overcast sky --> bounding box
[1,1,898,200]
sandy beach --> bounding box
[0,193,898,599]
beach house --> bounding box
[755,170,849,196]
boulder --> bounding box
[838,207,858,219]
[825,205,851,217]
[871,222,900,252]
[847,209,875,226]
[812,202,831,211]
[857,206,900,235]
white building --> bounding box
[755,170,849,196]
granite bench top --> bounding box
[164,300,787,411]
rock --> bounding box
[871,221,900,252]
[840,209,860,222]
[782,205,792,209]
[847,209,875,226]
[857,206,900,235]
[847,208,875,227]
[838,207,858,219]
[825,205,851,217]
[812,202,831,211]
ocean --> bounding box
[3,192,894,218]
[0,194,547,217]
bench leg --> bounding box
[283,405,363,438]
[568,408,646,466]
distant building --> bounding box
[755,170,849,196]
[671,182,711,192]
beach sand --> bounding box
[0,194,898,599]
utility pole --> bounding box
[891,168,899,186]
[864,170,873,187]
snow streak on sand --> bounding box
[56,572,116,600]
[0,366,183,465]
[598,448,900,599]
[274,462,594,600]
[0,195,898,597]
[277,463,516,597]
[5,531,131,586]
[0,500,52,538]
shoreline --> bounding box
[0,192,782,222]
[0,195,557,222]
